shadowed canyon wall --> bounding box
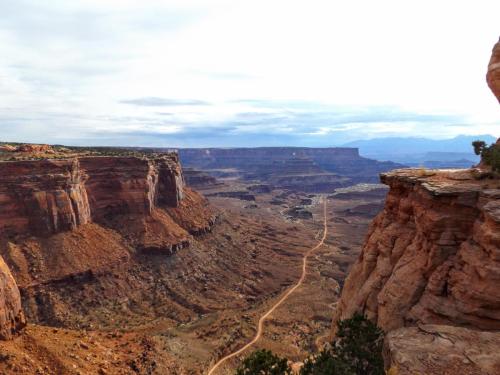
[0,256,25,340]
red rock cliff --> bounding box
[487,37,500,102]
[0,154,215,289]
[0,154,187,238]
[333,169,500,332]
[0,159,91,237]
[0,255,25,340]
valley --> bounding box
[0,145,386,374]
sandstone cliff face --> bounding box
[333,169,500,332]
[0,154,215,287]
[384,325,500,375]
[80,155,184,222]
[487,38,500,102]
[0,255,25,340]
[0,155,187,239]
[0,154,216,327]
[0,159,91,237]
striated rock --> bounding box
[332,169,500,333]
[0,256,25,340]
[487,37,500,103]
[16,144,55,154]
[179,147,402,191]
[0,159,91,237]
[0,144,16,152]
[80,154,184,222]
[0,154,216,285]
[384,325,500,374]
[0,155,186,238]
[183,168,221,189]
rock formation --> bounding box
[0,152,217,327]
[0,255,25,340]
[487,37,500,103]
[0,154,215,282]
[333,169,500,332]
[384,325,500,374]
[0,154,195,241]
[0,159,91,237]
[178,147,402,192]
[331,38,500,374]
[331,169,500,373]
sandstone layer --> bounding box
[0,159,91,237]
[384,325,500,375]
[0,154,217,326]
[333,169,500,332]
[487,37,500,102]
[0,255,25,340]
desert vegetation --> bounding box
[473,139,500,172]
[236,314,384,375]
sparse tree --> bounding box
[300,314,384,375]
[236,349,292,375]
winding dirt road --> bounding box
[207,198,328,374]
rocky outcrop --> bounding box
[384,325,500,375]
[0,159,91,237]
[0,155,186,239]
[0,256,25,340]
[0,153,217,327]
[487,37,500,102]
[0,154,217,288]
[333,169,500,333]
[79,154,184,223]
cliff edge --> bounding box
[333,169,499,331]
[487,37,500,103]
[0,153,217,326]
[332,168,500,373]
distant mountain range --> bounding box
[343,135,498,167]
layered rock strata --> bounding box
[178,147,402,190]
[487,37,500,103]
[0,256,25,340]
[0,154,216,287]
[384,325,500,375]
[0,159,91,237]
[333,169,500,332]
[0,154,216,327]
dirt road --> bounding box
[207,198,328,374]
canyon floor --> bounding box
[0,179,385,375]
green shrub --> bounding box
[300,313,384,375]
[472,140,500,172]
[236,314,384,375]
[235,349,292,375]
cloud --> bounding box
[0,0,499,147]
[119,97,210,107]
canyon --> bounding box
[0,36,498,375]
[0,144,384,374]
[179,147,402,192]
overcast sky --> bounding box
[0,0,499,147]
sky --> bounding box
[0,0,499,147]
